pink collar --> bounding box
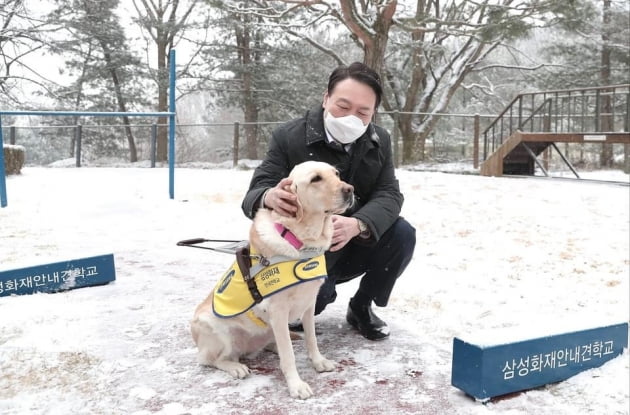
[274,223,303,250]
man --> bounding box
[241,62,416,340]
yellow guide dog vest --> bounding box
[213,253,327,320]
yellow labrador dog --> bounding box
[191,161,354,399]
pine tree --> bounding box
[47,0,149,162]
[192,1,338,159]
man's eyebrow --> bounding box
[335,98,351,105]
[335,97,373,111]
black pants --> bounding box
[315,217,416,315]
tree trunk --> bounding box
[236,14,259,160]
[599,0,613,168]
[338,0,396,80]
[102,48,138,162]
[363,1,396,76]
[133,0,197,163]
[399,113,416,163]
[156,43,169,162]
[71,45,92,157]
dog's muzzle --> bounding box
[342,184,355,209]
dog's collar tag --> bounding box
[274,223,303,250]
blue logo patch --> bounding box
[217,269,235,294]
[302,260,319,271]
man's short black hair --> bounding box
[327,62,383,110]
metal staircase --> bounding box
[480,85,630,177]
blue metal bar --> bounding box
[0,117,7,207]
[0,110,173,117]
[0,49,177,208]
[168,49,176,200]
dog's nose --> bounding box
[342,184,355,206]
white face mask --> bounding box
[324,111,369,144]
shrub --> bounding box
[3,145,25,175]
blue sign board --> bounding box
[451,322,628,401]
[0,254,116,297]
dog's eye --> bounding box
[311,175,322,183]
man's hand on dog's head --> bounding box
[264,178,298,217]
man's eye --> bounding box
[311,175,322,183]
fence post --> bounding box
[518,95,523,129]
[150,123,157,168]
[625,92,629,132]
[543,147,550,170]
[0,117,7,207]
[392,111,400,168]
[233,122,240,168]
[10,126,16,145]
[75,124,82,167]
[594,89,601,131]
[626,92,630,173]
[473,114,480,169]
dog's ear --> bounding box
[292,184,305,222]
[288,182,304,222]
[295,198,304,222]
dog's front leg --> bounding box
[301,305,335,372]
[268,313,313,399]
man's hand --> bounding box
[263,178,298,217]
[329,215,361,252]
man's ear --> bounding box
[322,91,329,108]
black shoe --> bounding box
[346,300,390,340]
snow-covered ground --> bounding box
[0,166,628,415]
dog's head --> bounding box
[288,161,354,221]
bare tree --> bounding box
[0,0,57,105]
[232,0,586,163]
[192,1,337,160]
[132,0,197,161]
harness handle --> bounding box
[235,245,263,304]
[176,238,254,256]
[178,238,266,304]
[177,238,240,246]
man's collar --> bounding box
[324,128,353,153]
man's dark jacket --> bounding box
[241,106,404,244]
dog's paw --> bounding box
[288,380,314,400]
[216,361,251,379]
[312,356,336,373]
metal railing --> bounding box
[2,115,492,168]
[482,84,630,160]
[0,51,177,208]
